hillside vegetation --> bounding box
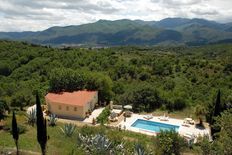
[0,40,231,112]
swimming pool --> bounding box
[131,119,179,133]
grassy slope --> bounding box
[0,111,158,154]
[0,112,81,154]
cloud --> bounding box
[191,8,219,16]
[0,0,231,31]
[163,0,202,5]
[151,0,202,5]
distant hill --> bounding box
[0,18,232,46]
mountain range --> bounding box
[1,18,232,46]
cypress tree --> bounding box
[211,90,222,139]
[214,90,221,117]
[36,92,47,155]
[12,111,19,155]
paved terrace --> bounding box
[117,114,211,141]
[83,107,105,123]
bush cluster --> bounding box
[96,107,111,124]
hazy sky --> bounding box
[0,0,231,32]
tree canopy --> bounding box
[0,41,231,112]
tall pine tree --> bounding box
[36,92,48,155]
[12,111,19,155]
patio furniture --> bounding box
[159,114,169,121]
[183,132,195,140]
[159,116,169,121]
[185,118,195,125]
[143,114,153,120]
[182,121,190,127]
[111,109,122,116]
[109,116,118,122]
[124,105,132,110]
[189,120,195,125]
[109,112,118,122]
[110,112,118,118]
[124,111,132,117]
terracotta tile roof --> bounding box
[45,90,97,106]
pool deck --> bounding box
[117,113,211,141]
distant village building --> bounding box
[45,90,98,119]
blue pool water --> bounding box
[131,119,179,133]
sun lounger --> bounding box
[159,116,169,121]
[159,113,169,121]
[184,118,195,125]
[184,132,195,139]
[143,115,153,120]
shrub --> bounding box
[18,124,27,134]
[10,124,27,135]
[78,133,124,154]
[163,79,175,91]
[60,123,76,137]
[48,114,58,127]
[96,107,111,125]
[155,130,186,155]
[197,136,212,155]
[79,125,96,136]
[0,100,8,120]
[138,71,151,81]
[134,143,146,155]
[26,108,36,126]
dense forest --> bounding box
[0,40,231,112]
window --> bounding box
[74,107,77,111]
[66,106,69,111]
[58,105,62,110]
